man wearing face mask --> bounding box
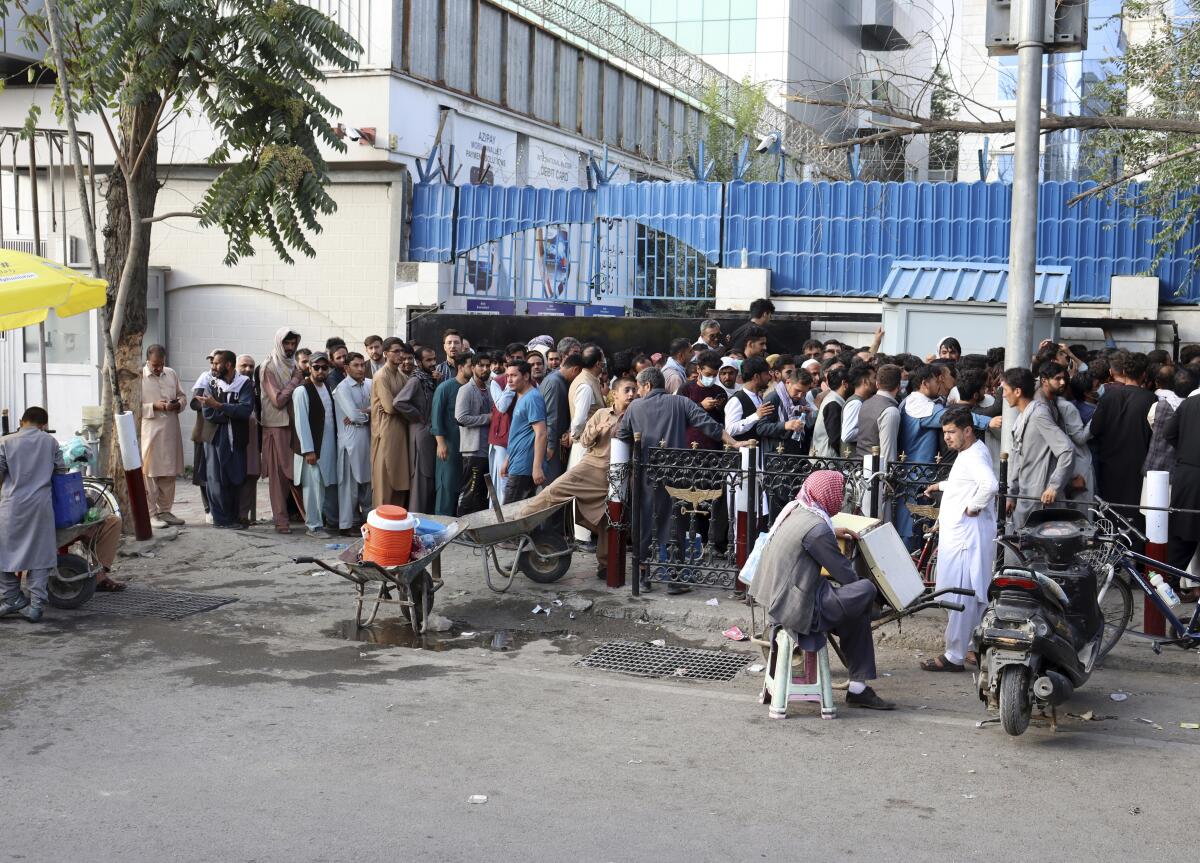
[684,351,728,450]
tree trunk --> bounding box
[101,95,160,526]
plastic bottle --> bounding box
[1149,573,1181,608]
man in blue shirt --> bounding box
[500,359,548,503]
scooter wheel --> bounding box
[47,553,96,610]
[999,665,1032,736]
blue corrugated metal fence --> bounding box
[408,179,1200,304]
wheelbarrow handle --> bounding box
[294,556,318,565]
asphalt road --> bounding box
[3,584,1198,863]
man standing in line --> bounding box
[727,298,775,357]
[293,352,339,538]
[1090,350,1156,525]
[810,367,851,458]
[500,359,548,504]
[724,356,775,444]
[435,329,464,382]
[840,364,876,457]
[539,352,577,487]
[370,337,411,508]
[396,346,438,513]
[855,363,902,468]
[1004,366,1075,529]
[455,352,494,515]
[662,338,692,394]
[488,344,525,505]
[326,340,349,390]
[432,353,472,516]
[364,335,386,377]
[0,407,67,621]
[692,319,723,353]
[920,408,997,672]
[196,351,255,530]
[260,327,304,534]
[140,344,187,528]
[567,346,606,464]
[235,354,261,527]
[333,352,372,534]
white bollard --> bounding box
[115,410,142,470]
[1143,469,1170,545]
[608,437,630,503]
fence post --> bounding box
[630,432,642,596]
[1143,470,1170,637]
[997,452,1008,536]
[607,436,631,589]
[744,444,759,571]
[867,446,880,520]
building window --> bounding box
[702,19,729,52]
[993,153,1014,183]
[728,18,757,52]
[996,56,1018,101]
[702,0,731,17]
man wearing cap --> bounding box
[260,327,304,533]
[140,344,187,528]
[293,351,340,538]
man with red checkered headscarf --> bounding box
[749,470,895,710]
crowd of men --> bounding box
[7,295,1200,632]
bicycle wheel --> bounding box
[1097,568,1133,661]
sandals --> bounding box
[96,578,127,592]
[920,655,964,672]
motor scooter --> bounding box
[975,509,1110,736]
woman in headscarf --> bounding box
[748,471,895,711]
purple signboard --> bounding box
[467,298,517,315]
[526,301,578,317]
[583,304,626,318]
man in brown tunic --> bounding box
[260,327,303,533]
[140,344,187,526]
[370,337,411,507]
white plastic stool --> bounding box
[759,625,836,719]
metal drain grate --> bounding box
[577,640,751,682]
[75,586,237,620]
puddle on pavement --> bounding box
[326,618,582,653]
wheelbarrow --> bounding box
[420,477,576,593]
[294,522,461,633]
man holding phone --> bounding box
[140,344,187,527]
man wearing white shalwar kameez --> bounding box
[920,408,998,672]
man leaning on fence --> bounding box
[616,367,750,594]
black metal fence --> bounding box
[622,441,1014,594]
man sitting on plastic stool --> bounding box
[749,470,895,711]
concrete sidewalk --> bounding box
[132,479,1199,676]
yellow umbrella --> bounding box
[0,249,107,331]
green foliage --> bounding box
[928,64,960,177]
[696,77,775,182]
[1083,0,1200,283]
[5,0,361,265]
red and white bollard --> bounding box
[606,438,630,589]
[116,410,153,541]
[1142,469,1170,637]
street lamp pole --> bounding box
[1005,0,1046,374]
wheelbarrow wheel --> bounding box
[518,531,572,584]
[47,553,96,609]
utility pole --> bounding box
[1005,0,1045,374]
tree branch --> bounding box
[141,209,200,224]
[1067,141,1200,206]
[787,94,1200,148]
